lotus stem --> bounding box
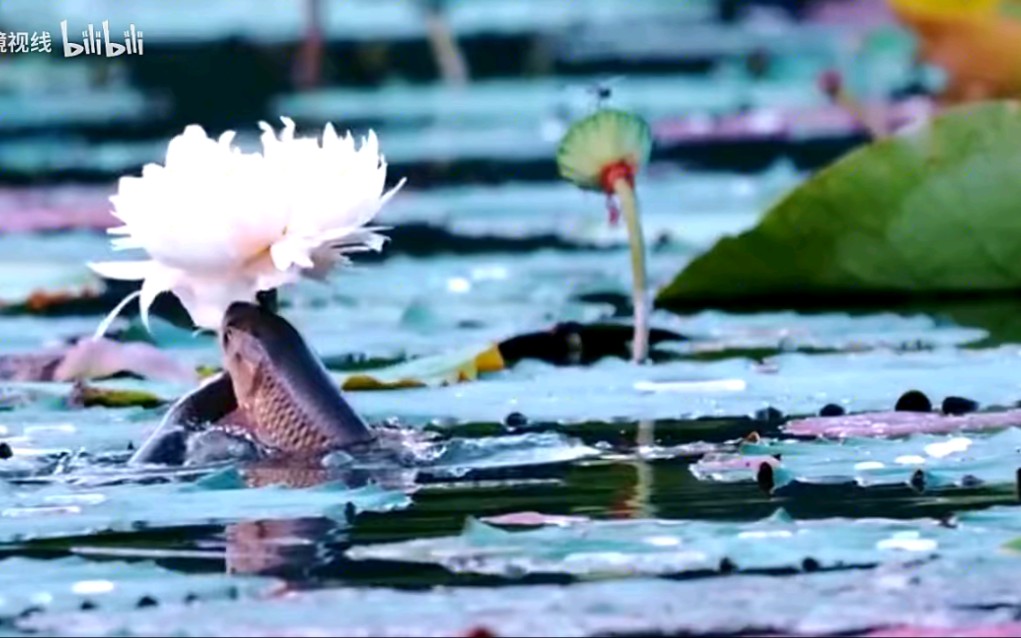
[612,177,649,364]
[838,94,887,140]
[297,0,324,90]
[627,420,656,518]
[819,70,886,140]
[422,2,469,86]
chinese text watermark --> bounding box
[0,21,143,57]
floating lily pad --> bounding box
[0,262,101,311]
[480,511,590,527]
[11,337,1021,429]
[0,405,153,478]
[376,166,795,248]
[346,507,1021,578]
[0,469,410,544]
[17,553,1021,637]
[0,556,272,620]
[282,249,671,363]
[691,428,1021,490]
[276,74,819,128]
[658,309,987,354]
[337,346,1021,424]
[68,384,167,410]
[53,338,198,385]
[785,408,1021,438]
[338,344,505,390]
[658,102,1021,308]
[0,0,711,44]
[423,432,600,478]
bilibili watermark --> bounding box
[0,21,143,56]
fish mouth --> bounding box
[222,301,265,330]
[222,290,286,341]
[221,301,262,350]
[221,300,303,360]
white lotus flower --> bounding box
[89,118,404,331]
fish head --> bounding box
[220,301,281,398]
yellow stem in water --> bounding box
[612,177,649,364]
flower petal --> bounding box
[138,264,181,333]
[94,117,403,331]
[89,260,156,281]
[270,237,315,271]
[172,275,264,331]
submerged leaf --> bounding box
[347,507,1021,578]
[338,344,505,390]
[658,102,1021,308]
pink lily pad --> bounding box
[785,409,1021,439]
[689,454,780,474]
[0,187,115,233]
[54,338,198,384]
[480,512,589,528]
[0,338,196,383]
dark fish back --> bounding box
[257,322,374,452]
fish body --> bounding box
[129,302,374,465]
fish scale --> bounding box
[249,365,339,455]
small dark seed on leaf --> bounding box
[79,600,97,611]
[0,442,11,460]
[895,390,931,413]
[345,502,357,522]
[960,474,983,488]
[719,557,737,574]
[819,403,845,417]
[136,595,158,608]
[941,396,979,416]
[802,557,820,572]
[754,407,783,422]
[503,412,528,428]
[184,593,199,604]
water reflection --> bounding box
[226,517,334,578]
[225,462,395,579]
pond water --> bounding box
[2,3,1021,636]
